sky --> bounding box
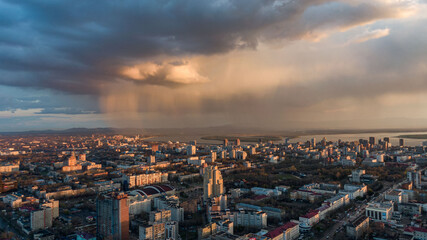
[1,0,427,131]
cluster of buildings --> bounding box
[1,133,427,240]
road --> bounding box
[320,180,403,240]
[320,202,367,240]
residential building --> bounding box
[407,170,422,189]
[31,208,53,231]
[124,172,168,188]
[346,215,369,240]
[97,192,129,240]
[139,222,165,240]
[41,199,59,219]
[165,221,179,240]
[154,195,184,222]
[187,145,196,156]
[398,203,422,216]
[299,211,319,232]
[404,227,427,240]
[230,210,267,229]
[218,219,234,235]
[149,209,171,224]
[264,222,299,240]
[198,223,218,240]
[203,166,224,202]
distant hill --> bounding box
[1,126,427,137]
[0,127,117,136]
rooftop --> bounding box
[301,210,319,219]
[348,215,369,228]
[265,222,298,238]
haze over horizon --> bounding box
[1,0,427,131]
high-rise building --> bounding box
[236,138,240,146]
[149,209,171,224]
[203,166,224,202]
[223,139,229,147]
[187,145,196,156]
[369,137,375,146]
[151,144,159,153]
[311,138,316,147]
[383,137,390,143]
[31,207,53,231]
[210,151,217,162]
[148,155,156,165]
[351,169,366,183]
[229,149,236,159]
[322,137,327,145]
[236,151,247,160]
[165,221,179,240]
[407,170,422,189]
[42,199,59,219]
[399,139,405,147]
[97,192,129,240]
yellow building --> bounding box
[203,166,224,202]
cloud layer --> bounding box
[0,0,426,130]
[0,0,413,93]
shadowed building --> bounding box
[97,192,129,240]
[346,215,369,239]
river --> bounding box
[146,131,427,147]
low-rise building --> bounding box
[346,215,369,240]
[217,219,234,235]
[365,201,393,222]
[264,221,299,240]
[3,194,22,208]
[339,184,367,200]
[124,172,168,188]
[385,190,402,203]
[230,210,267,229]
[398,203,422,216]
[235,203,283,220]
[198,223,218,240]
[0,164,19,173]
[299,211,319,233]
[404,227,427,240]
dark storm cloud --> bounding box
[116,17,427,118]
[0,0,406,94]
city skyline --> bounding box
[1,0,427,131]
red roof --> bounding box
[414,227,427,233]
[301,210,319,219]
[157,184,174,192]
[136,185,175,196]
[265,222,298,238]
[317,205,330,212]
[253,195,268,201]
[405,227,427,233]
[297,189,314,193]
